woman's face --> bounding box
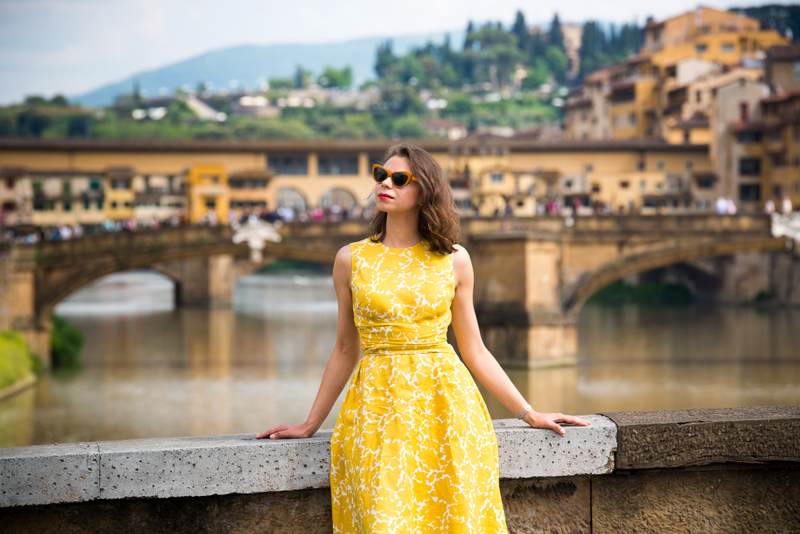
[374,155,421,213]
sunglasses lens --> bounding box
[392,173,411,187]
[372,166,388,182]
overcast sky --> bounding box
[0,0,793,104]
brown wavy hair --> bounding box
[368,143,460,255]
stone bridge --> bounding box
[1,214,796,368]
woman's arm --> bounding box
[449,244,591,436]
[256,243,361,439]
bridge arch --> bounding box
[561,236,793,318]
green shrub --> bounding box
[51,315,84,368]
[0,330,35,389]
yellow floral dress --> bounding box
[330,236,509,533]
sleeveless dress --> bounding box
[329,236,509,533]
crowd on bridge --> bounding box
[2,196,796,245]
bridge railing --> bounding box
[281,214,774,238]
[21,225,235,262]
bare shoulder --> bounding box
[332,242,354,279]
[450,244,473,289]
[451,243,472,268]
[335,242,354,262]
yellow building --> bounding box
[565,6,789,144]
[186,164,229,224]
[0,138,722,227]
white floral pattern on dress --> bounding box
[330,237,509,533]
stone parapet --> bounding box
[1,406,798,532]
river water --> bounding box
[1,270,798,447]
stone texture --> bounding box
[0,487,333,534]
[495,416,616,478]
[0,442,99,507]
[599,405,800,469]
[592,464,800,533]
[500,476,591,533]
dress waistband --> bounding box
[361,339,455,357]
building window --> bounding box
[640,179,646,190]
[620,180,630,189]
[736,130,762,143]
[591,183,600,193]
[585,164,593,173]
[269,153,308,175]
[490,173,503,183]
[565,179,573,189]
[205,199,216,209]
[686,160,694,170]
[90,179,102,191]
[739,183,761,201]
[695,43,707,54]
[656,160,665,171]
[318,154,358,175]
[696,175,715,189]
[739,102,749,122]
[4,178,13,189]
[111,179,130,190]
[230,179,268,189]
[637,160,645,171]
[739,157,762,176]
[770,153,787,167]
[794,61,800,81]
[721,42,735,53]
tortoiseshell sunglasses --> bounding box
[371,163,417,188]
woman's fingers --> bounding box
[256,424,288,439]
[554,414,592,426]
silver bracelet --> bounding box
[515,402,533,419]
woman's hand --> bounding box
[256,421,316,440]
[522,410,592,437]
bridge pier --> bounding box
[0,250,53,368]
[156,254,237,308]
[469,235,579,368]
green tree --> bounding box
[293,65,312,89]
[392,114,427,138]
[50,94,69,106]
[522,59,550,89]
[268,77,293,90]
[544,45,568,83]
[548,13,565,52]
[375,40,397,78]
[464,20,476,51]
[511,10,529,52]
[318,66,353,89]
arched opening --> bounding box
[319,187,357,211]
[276,187,308,212]
[53,269,178,315]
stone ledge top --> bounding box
[599,405,800,470]
[0,416,615,508]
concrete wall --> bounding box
[1,406,798,532]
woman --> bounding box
[257,143,591,532]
